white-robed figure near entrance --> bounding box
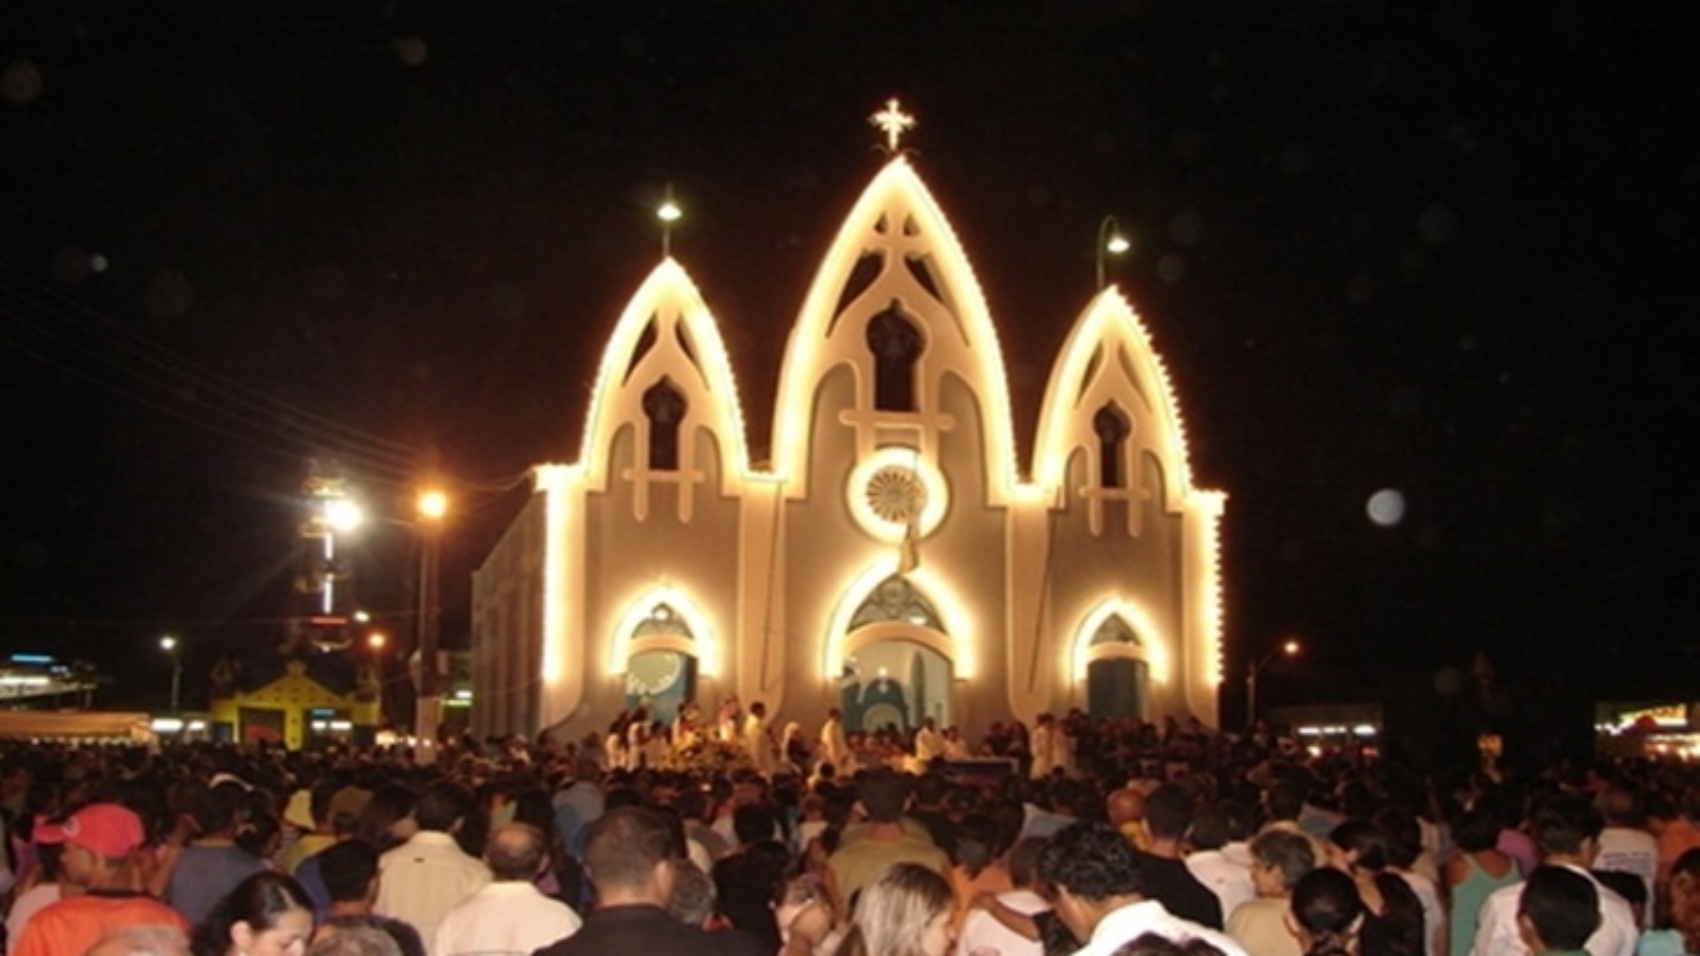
[470,100,1228,749]
[819,708,852,773]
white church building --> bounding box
[470,123,1227,744]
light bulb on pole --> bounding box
[159,635,182,714]
[1246,638,1299,730]
[1096,216,1131,290]
[658,189,682,258]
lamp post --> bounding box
[414,488,448,748]
[159,635,182,714]
[1096,215,1131,290]
[658,190,682,258]
[1246,638,1299,729]
[366,630,388,726]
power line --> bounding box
[0,303,418,482]
[0,268,545,498]
[0,608,420,630]
[0,264,420,459]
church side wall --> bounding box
[578,426,742,735]
[1044,449,1190,721]
[471,492,546,739]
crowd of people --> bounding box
[3,706,1700,956]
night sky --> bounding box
[2,2,1693,713]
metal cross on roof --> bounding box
[870,98,916,152]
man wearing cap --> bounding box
[12,803,189,956]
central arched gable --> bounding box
[771,158,1026,505]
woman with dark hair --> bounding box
[1640,847,1700,956]
[1288,868,1363,956]
[191,871,315,956]
[1324,822,1423,956]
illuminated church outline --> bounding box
[471,104,1226,741]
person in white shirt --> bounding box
[1029,714,1061,780]
[374,782,493,945]
[433,823,581,956]
[1226,829,1314,956]
[941,727,970,761]
[957,837,1050,956]
[1469,795,1636,956]
[744,702,777,776]
[1038,821,1249,956]
[913,718,946,765]
[1185,802,1256,923]
[818,708,851,774]
[1594,785,1658,925]
[1377,804,1447,956]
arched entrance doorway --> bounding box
[1083,614,1149,720]
[838,576,953,733]
[621,601,698,721]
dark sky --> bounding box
[2,1,1694,712]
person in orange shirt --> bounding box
[12,803,190,956]
[1651,790,1700,903]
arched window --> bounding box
[642,378,687,471]
[625,602,697,713]
[1086,614,1147,720]
[849,575,942,631]
[866,305,924,412]
[1093,403,1131,488]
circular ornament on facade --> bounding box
[847,448,949,542]
[866,466,927,524]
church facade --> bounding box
[470,150,1226,744]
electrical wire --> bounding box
[0,299,419,481]
[0,263,419,460]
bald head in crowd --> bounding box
[1107,786,1147,828]
[84,928,191,956]
[486,823,548,882]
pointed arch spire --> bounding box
[576,258,753,518]
[771,157,1025,503]
[1034,287,1209,513]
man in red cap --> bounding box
[12,803,189,956]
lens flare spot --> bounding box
[1366,489,1406,528]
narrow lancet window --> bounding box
[867,305,924,412]
[643,378,688,471]
[1094,403,1131,489]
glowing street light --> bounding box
[415,487,449,748]
[324,497,364,533]
[159,635,182,713]
[417,489,448,522]
[1246,638,1300,729]
[1097,216,1131,290]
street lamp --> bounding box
[1246,638,1300,729]
[414,488,449,748]
[159,635,182,713]
[1096,215,1131,290]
